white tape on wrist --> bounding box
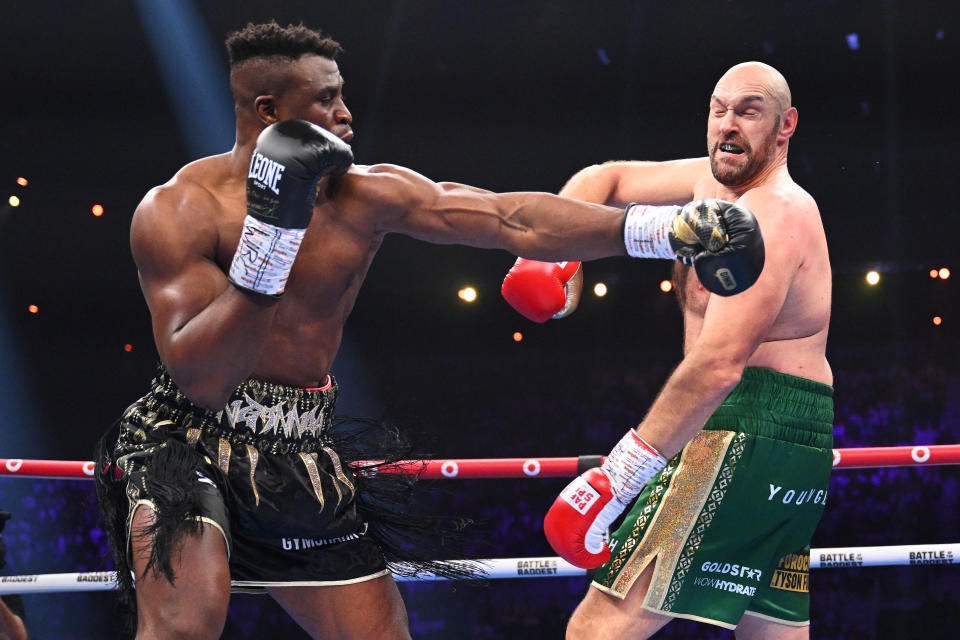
[228,215,307,296]
[622,204,681,259]
[602,430,667,503]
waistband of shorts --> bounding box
[142,363,339,452]
[702,367,834,449]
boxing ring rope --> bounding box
[2,544,958,595]
[2,445,957,594]
[3,444,960,481]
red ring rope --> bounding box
[2,444,959,481]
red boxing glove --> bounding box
[543,430,666,569]
[501,258,583,323]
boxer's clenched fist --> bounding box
[544,430,666,569]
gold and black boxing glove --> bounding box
[669,199,765,296]
[622,198,764,296]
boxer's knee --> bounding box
[136,567,229,640]
[138,600,228,640]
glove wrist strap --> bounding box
[622,204,681,259]
[228,215,307,297]
[602,430,668,503]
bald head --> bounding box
[715,61,792,113]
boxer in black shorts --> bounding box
[94,21,762,639]
[108,367,386,594]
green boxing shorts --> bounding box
[592,367,834,630]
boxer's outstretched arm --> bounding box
[559,157,709,207]
[349,164,626,261]
[632,189,801,457]
[131,182,280,409]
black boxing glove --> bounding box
[622,199,764,296]
[674,199,765,296]
[228,119,354,297]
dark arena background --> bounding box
[1,1,958,638]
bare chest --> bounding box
[210,189,381,318]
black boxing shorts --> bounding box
[99,365,387,593]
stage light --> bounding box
[8,196,20,207]
[930,269,939,278]
[457,286,477,303]
[91,204,104,217]
[593,282,608,297]
[660,280,673,293]
[865,271,880,285]
[933,316,943,326]
[939,268,950,280]
[27,305,38,314]
[123,344,133,352]
[16,177,27,187]
[512,332,523,342]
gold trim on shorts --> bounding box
[245,444,260,506]
[322,445,355,494]
[298,452,325,508]
[218,438,232,474]
[230,568,391,593]
[126,499,231,564]
[639,605,738,630]
[741,610,811,627]
[597,430,734,601]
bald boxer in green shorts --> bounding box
[505,62,832,639]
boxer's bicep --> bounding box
[613,157,708,206]
[363,164,506,244]
[131,186,225,355]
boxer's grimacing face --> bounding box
[706,68,784,187]
[273,54,354,143]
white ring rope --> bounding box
[1,544,956,595]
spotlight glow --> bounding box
[660,280,673,293]
[91,204,104,217]
[27,305,38,314]
[865,271,880,285]
[124,344,133,352]
[512,332,523,342]
[8,196,20,207]
[939,268,951,280]
[457,286,477,303]
[593,282,608,297]
[933,316,943,326]
[930,269,939,279]
[16,177,28,187]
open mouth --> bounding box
[719,142,745,155]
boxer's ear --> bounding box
[254,95,279,125]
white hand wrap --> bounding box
[228,215,307,296]
[601,430,668,504]
[622,204,681,259]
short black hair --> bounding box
[225,21,343,66]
